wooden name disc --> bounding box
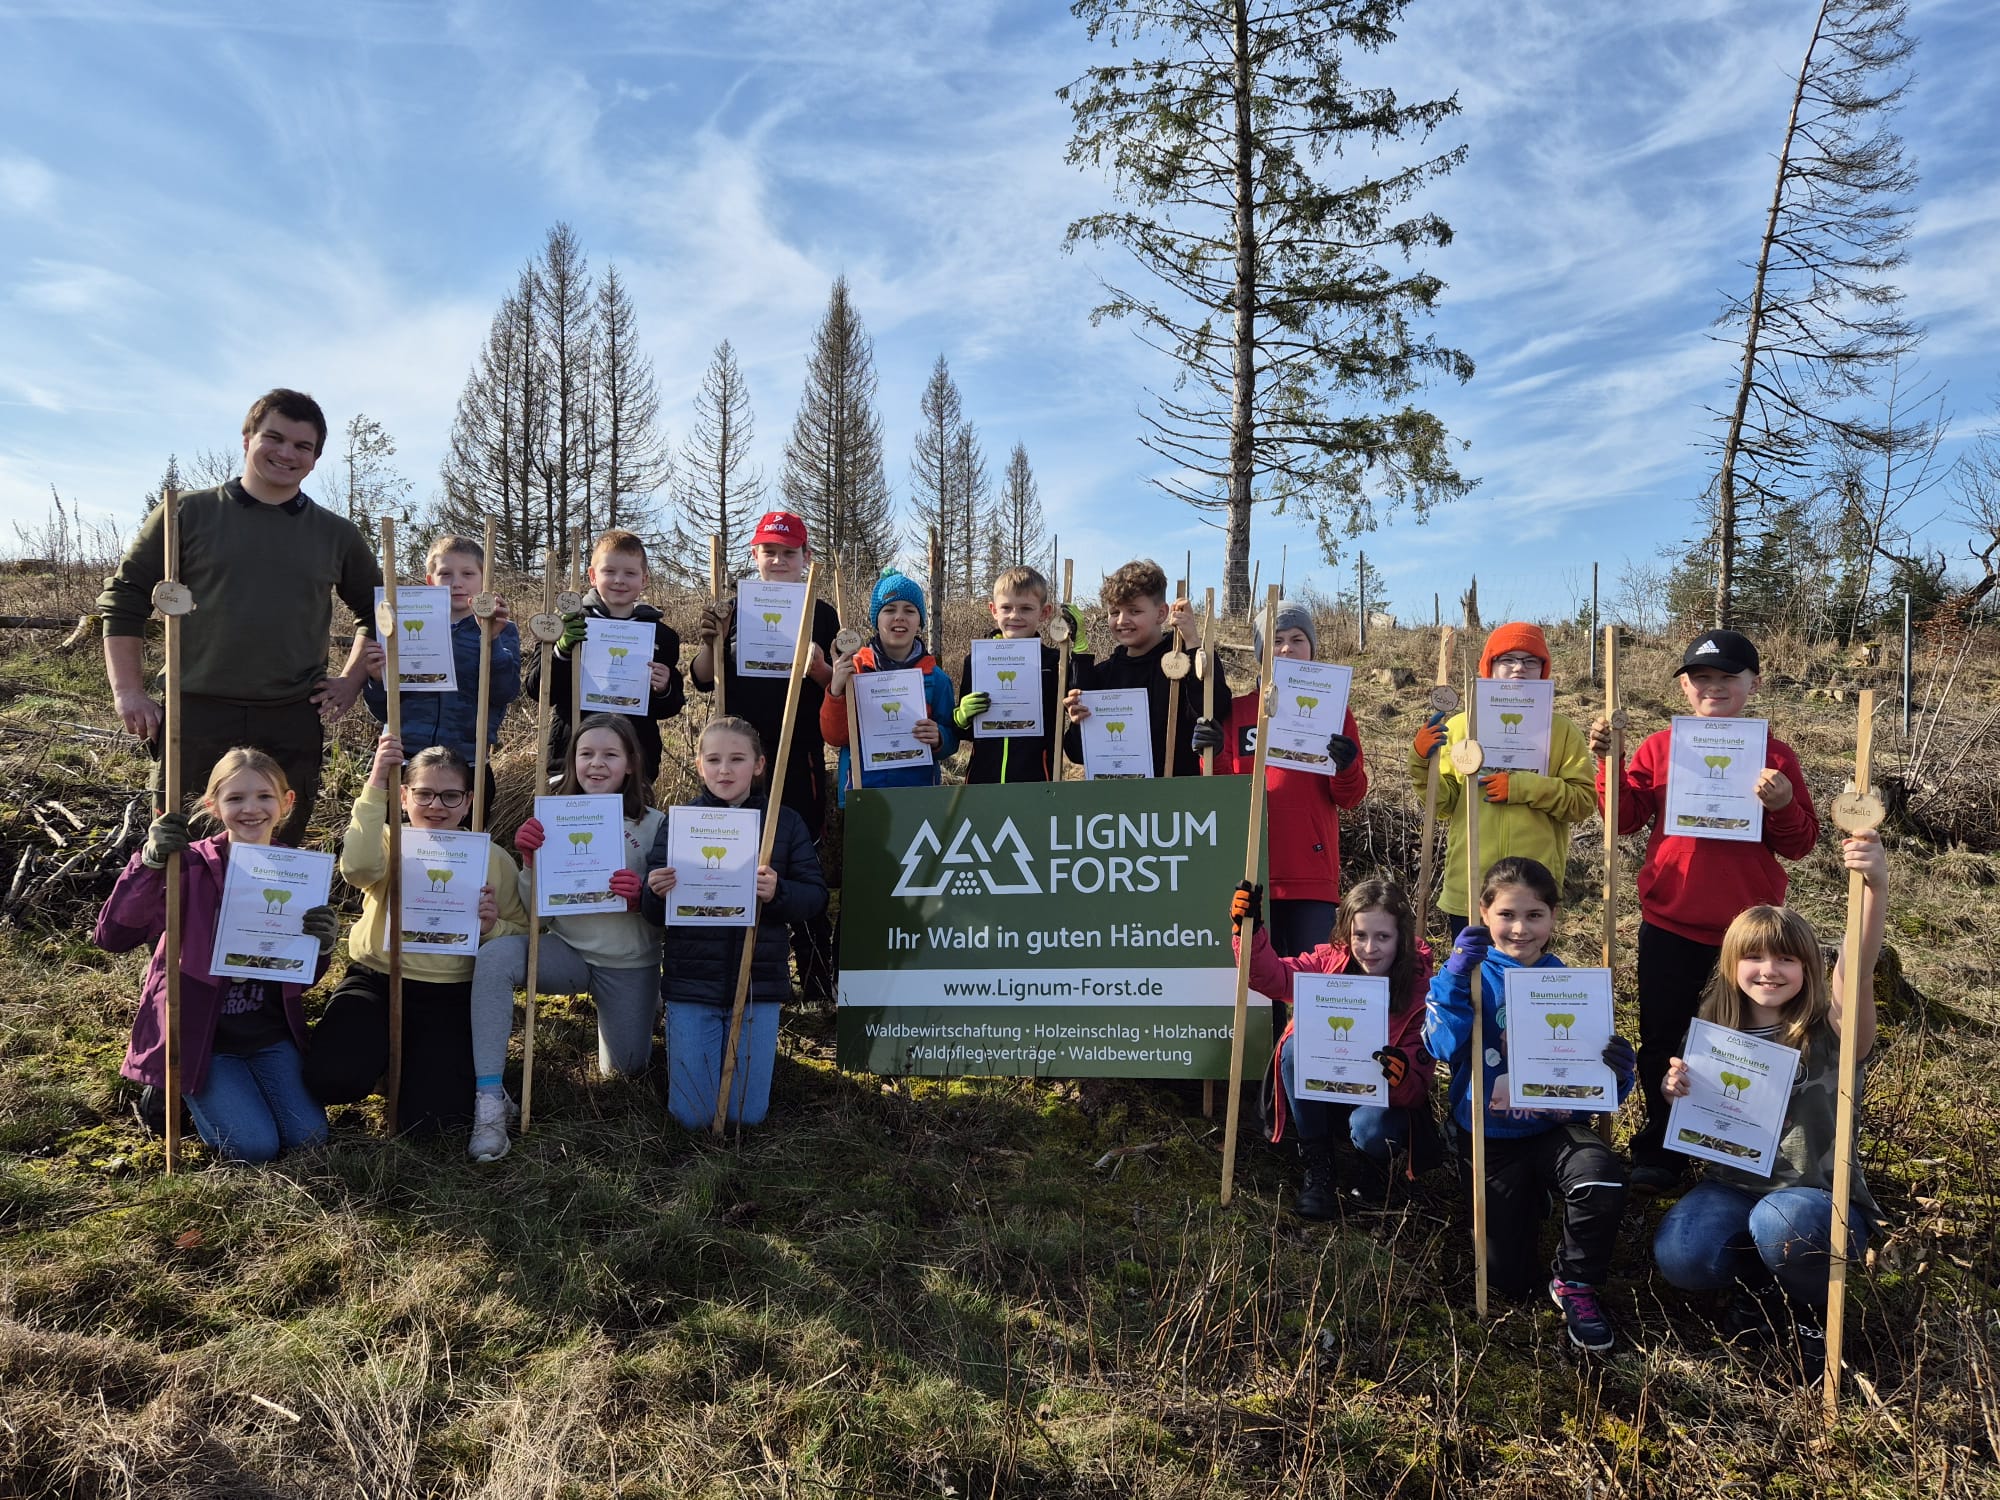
[1606,708,1630,733]
[1830,784,1886,834]
[374,600,398,634]
[555,590,585,616]
[1449,739,1486,776]
[528,612,565,644]
[1161,648,1192,681]
[150,580,195,617]
[471,592,500,619]
[1045,616,1071,645]
[832,627,865,657]
[1429,684,1462,714]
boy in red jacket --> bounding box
[1589,628,1820,1194]
[1196,599,1364,956]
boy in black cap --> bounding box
[1587,629,1820,1194]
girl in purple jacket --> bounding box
[94,748,339,1163]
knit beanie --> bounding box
[1479,622,1550,679]
[1253,599,1318,662]
[870,567,927,629]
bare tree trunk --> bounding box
[1716,0,1829,630]
[1225,0,1257,618]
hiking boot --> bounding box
[1780,1297,1828,1376]
[1549,1277,1617,1353]
[1723,1281,1787,1347]
[1294,1139,1338,1221]
[467,1091,511,1163]
[1629,1160,1685,1197]
[130,1084,165,1138]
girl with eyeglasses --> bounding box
[303,733,528,1134]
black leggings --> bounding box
[1462,1121,1629,1298]
[1632,921,1722,1164]
[303,966,474,1135]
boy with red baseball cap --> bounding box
[688,511,839,1006]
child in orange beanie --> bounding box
[1407,623,1596,936]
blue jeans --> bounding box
[184,1040,328,1164]
[665,1001,779,1131]
[1277,1027,1409,1158]
[1652,1181,1871,1309]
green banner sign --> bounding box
[836,778,1271,1080]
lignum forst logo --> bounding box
[893,817,1043,897]
[888,807,1220,899]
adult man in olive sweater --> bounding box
[98,389,380,845]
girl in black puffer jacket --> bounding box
[642,716,827,1129]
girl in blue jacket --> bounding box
[819,568,958,803]
[643,716,828,1130]
[1424,856,1638,1353]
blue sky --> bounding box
[2,0,1996,625]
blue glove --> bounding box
[1602,1035,1637,1089]
[1445,924,1490,979]
[1326,732,1358,773]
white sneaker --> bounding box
[468,1092,511,1163]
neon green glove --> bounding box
[557,612,588,654]
[953,692,991,729]
[1062,603,1089,654]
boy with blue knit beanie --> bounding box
[820,568,959,802]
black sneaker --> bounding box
[1294,1140,1338,1221]
[1722,1282,1787,1347]
[129,1085,165,1138]
[1781,1299,1828,1375]
[1629,1161,1685,1197]
[1549,1277,1617,1352]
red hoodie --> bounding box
[1598,726,1820,945]
[1214,690,1366,902]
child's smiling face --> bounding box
[699,729,764,805]
[211,769,291,845]
[1347,908,1399,976]
[1108,594,1168,650]
[990,588,1050,639]
[1480,882,1554,963]
[1735,948,1806,1017]
[876,599,922,652]
[1679,665,1757,718]
[751,542,807,583]
[402,765,471,830]
[430,552,484,618]
[590,550,649,614]
[573,727,630,799]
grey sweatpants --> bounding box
[469,934,661,1082]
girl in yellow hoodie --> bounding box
[1408,623,1596,937]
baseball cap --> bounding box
[750,511,809,549]
[1675,629,1760,677]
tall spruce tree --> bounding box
[950,419,989,600]
[781,276,896,578]
[1063,0,1474,616]
[591,262,671,545]
[437,277,542,570]
[993,442,1047,579]
[533,222,594,559]
[672,340,765,581]
[908,355,964,608]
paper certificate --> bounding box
[1474,677,1555,775]
[1665,715,1768,842]
[970,637,1043,739]
[664,805,760,925]
[735,582,807,679]
[533,795,626,916]
[1078,689,1153,779]
[1265,659,1354,777]
[1291,973,1392,1106]
[854,668,935,773]
[209,844,334,981]
[374,586,456,693]
[1503,967,1618,1114]
[1666,1018,1802,1177]
[398,828,489,956]
[578,617,657,716]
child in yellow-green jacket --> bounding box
[1408,623,1596,936]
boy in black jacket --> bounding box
[955,565,1092,784]
[1064,558,1225,777]
[527,528,685,786]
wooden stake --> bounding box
[1597,625,1624,1146]
[156,487,188,1172]
[1413,626,1458,941]
[1219,586,1281,1207]
[1051,560,1075,783]
[713,563,821,1133]
[520,554,562,1133]
[709,533,728,719]
[471,518,498,833]
[1200,588,1218,1122]
[1824,689,1881,1418]
[380,519,406,1136]
[567,534,584,754]
[1453,649,1490,1317]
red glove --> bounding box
[608,867,641,910]
[1481,772,1511,804]
[514,817,545,865]
[1412,711,1448,760]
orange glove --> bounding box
[1481,772,1512,804]
[1412,710,1448,760]
[1374,1045,1410,1089]
[1230,879,1263,934]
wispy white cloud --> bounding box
[0,151,55,212]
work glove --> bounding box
[1230,879,1263,934]
[1412,710,1448,760]
[1191,717,1224,753]
[1061,603,1089,655]
[513,817,545,866]
[953,692,991,730]
[1326,732,1359,773]
[1480,771,1513,805]
[301,904,340,954]
[1444,924,1491,980]
[557,612,588,654]
[608,867,642,910]
[1602,1035,1637,1090]
[142,812,190,870]
[1373,1045,1410,1090]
